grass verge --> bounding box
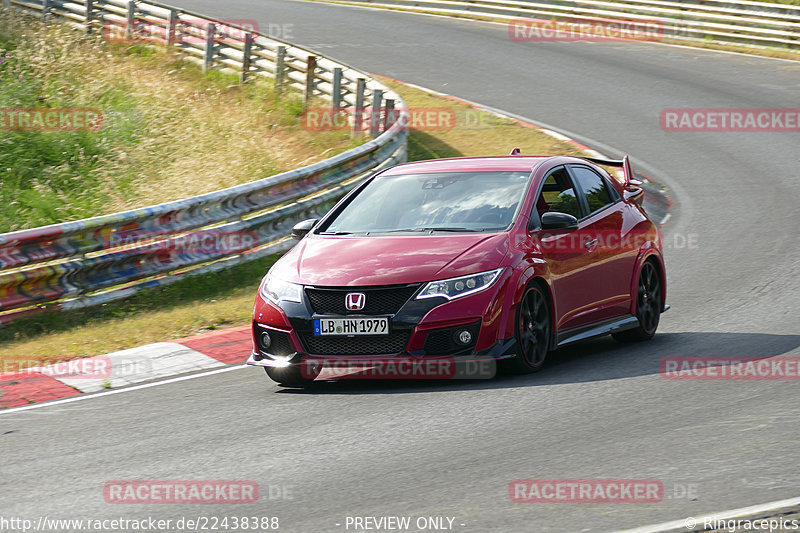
[0,9,357,233]
[0,74,581,366]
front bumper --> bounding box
[246,341,514,381]
[245,337,517,368]
[250,280,516,369]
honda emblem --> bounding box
[345,292,366,311]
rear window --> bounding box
[570,166,615,215]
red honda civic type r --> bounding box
[248,153,667,387]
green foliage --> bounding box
[0,13,145,232]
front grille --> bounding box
[305,284,421,315]
[423,330,454,355]
[268,331,294,356]
[300,331,411,355]
[257,329,294,357]
[423,322,480,356]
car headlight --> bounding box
[260,274,302,304]
[416,268,504,301]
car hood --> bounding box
[271,233,510,286]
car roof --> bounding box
[380,155,555,175]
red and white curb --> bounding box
[0,326,251,408]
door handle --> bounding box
[584,238,599,251]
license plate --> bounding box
[313,317,390,336]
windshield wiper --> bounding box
[319,230,354,235]
[384,227,483,233]
[425,227,484,232]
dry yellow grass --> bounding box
[0,288,257,364]
[94,55,355,211]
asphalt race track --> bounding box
[2,2,800,531]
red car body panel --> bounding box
[250,154,667,370]
[271,233,509,287]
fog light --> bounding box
[260,331,272,350]
[456,330,473,345]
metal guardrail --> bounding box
[0,0,409,324]
[327,0,800,49]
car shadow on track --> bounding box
[274,332,800,395]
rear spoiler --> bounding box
[577,155,641,190]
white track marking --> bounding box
[614,496,800,533]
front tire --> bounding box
[264,364,319,388]
[613,260,662,342]
[502,284,552,374]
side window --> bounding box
[535,167,581,220]
[570,166,615,215]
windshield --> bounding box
[322,171,531,234]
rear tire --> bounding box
[501,283,552,374]
[264,364,319,388]
[613,260,662,342]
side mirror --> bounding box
[291,218,318,240]
[540,212,578,231]
[624,186,645,205]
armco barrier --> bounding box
[0,1,408,324]
[323,0,800,49]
